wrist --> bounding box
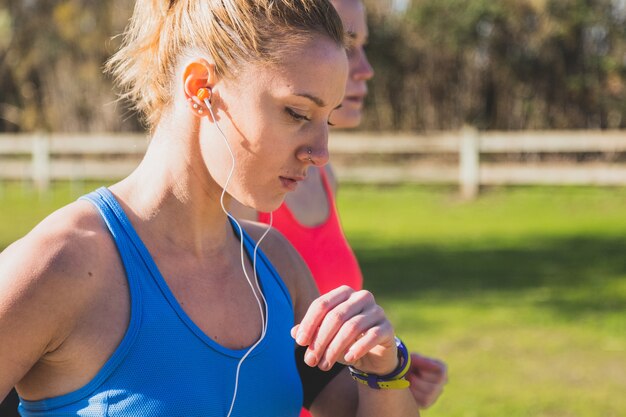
[349,337,411,390]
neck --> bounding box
[110,110,235,258]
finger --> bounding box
[410,354,448,384]
[407,373,441,393]
[410,353,448,376]
[410,366,448,385]
[343,319,394,364]
[407,374,444,409]
[317,306,385,370]
[295,286,353,347]
[308,290,379,369]
[416,370,448,385]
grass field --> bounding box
[339,184,626,417]
[1,182,625,416]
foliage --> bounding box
[0,0,138,132]
[362,0,626,130]
[0,0,625,132]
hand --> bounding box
[406,353,447,409]
[291,286,398,376]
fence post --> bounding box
[460,125,480,199]
[32,132,50,192]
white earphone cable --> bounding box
[205,98,273,417]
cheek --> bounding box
[330,105,362,128]
[199,134,233,186]
[230,124,284,182]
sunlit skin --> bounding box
[193,38,348,213]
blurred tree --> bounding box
[0,0,139,132]
[0,0,624,133]
[362,0,626,131]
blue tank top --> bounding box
[19,187,303,416]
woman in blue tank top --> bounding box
[0,1,421,416]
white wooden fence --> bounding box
[1,128,626,198]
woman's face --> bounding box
[329,0,374,128]
[201,37,348,212]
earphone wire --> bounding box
[205,97,272,417]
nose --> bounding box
[351,47,374,81]
[299,128,329,167]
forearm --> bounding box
[356,385,419,417]
[295,287,421,417]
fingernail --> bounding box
[296,331,306,345]
[305,351,316,366]
[344,351,354,362]
[320,360,330,371]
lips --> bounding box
[343,92,367,107]
[279,175,305,191]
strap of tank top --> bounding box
[78,188,144,300]
[84,188,169,284]
[315,167,340,225]
[72,188,143,395]
[317,167,336,208]
[79,188,138,263]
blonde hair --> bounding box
[106,0,346,128]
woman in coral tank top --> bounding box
[238,1,448,414]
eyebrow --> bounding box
[294,94,343,110]
[294,93,326,108]
[346,31,368,48]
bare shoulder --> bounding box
[0,199,110,288]
[0,200,114,392]
[240,220,319,319]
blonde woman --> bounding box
[0,1,420,416]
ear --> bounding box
[183,59,218,99]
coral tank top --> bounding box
[258,168,363,296]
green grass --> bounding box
[1,182,625,416]
[338,184,626,417]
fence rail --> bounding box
[1,129,625,198]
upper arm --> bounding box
[0,239,69,398]
[0,205,102,399]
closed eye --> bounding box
[328,104,343,126]
[286,107,311,122]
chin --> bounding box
[249,194,287,214]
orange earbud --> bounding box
[197,87,212,102]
